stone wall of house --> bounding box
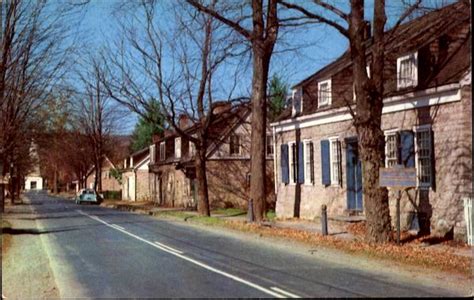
[151,165,192,208]
[136,170,151,201]
[122,171,135,201]
[207,159,275,209]
[275,88,472,240]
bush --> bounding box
[103,190,121,200]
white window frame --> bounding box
[291,88,303,117]
[189,138,196,157]
[175,137,181,159]
[303,140,314,185]
[288,141,297,185]
[150,144,156,164]
[329,137,341,186]
[229,134,241,156]
[413,124,432,189]
[318,79,332,107]
[397,52,418,90]
[159,142,166,161]
[266,135,274,157]
[384,129,399,167]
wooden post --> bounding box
[248,198,254,222]
[321,204,328,236]
[396,189,401,245]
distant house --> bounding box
[122,147,151,201]
[148,102,275,209]
[24,142,44,190]
[271,1,471,240]
[85,156,121,193]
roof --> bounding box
[277,1,471,122]
[153,102,251,165]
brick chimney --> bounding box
[212,101,232,115]
[179,114,191,129]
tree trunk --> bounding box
[195,147,210,216]
[358,123,392,243]
[53,165,58,194]
[250,49,270,222]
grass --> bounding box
[212,208,245,216]
[266,210,276,221]
[2,220,12,256]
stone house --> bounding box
[271,1,471,240]
[122,147,151,201]
[148,102,275,209]
[85,156,121,193]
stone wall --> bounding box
[275,86,472,240]
[136,170,151,201]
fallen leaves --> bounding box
[223,220,472,277]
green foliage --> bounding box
[268,74,289,122]
[130,99,165,152]
[109,168,122,185]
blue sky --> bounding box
[76,0,454,134]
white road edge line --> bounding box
[271,287,301,298]
[111,224,125,230]
[154,241,183,254]
[76,210,290,298]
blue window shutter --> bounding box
[400,131,415,167]
[298,142,305,184]
[430,129,436,190]
[281,144,289,184]
[321,140,331,186]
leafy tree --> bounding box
[130,99,165,153]
[268,74,289,122]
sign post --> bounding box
[380,165,417,245]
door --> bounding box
[346,138,363,211]
[30,181,37,190]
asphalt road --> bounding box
[21,191,465,298]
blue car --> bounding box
[75,189,101,205]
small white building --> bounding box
[24,142,43,190]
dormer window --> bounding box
[150,144,156,164]
[159,142,165,161]
[397,52,418,89]
[229,134,241,156]
[175,137,181,158]
[318,79,331,107]
[291,88,302,117]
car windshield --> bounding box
[83,190,95,195]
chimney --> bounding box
[152,134,162,143]
[179,114,191,129]
[364,21,371,40]
[212,101,232,115]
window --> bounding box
[266,135,274,157]
[397,52,418,89]
[414,126,432,188]
[318,79,332,107]
[329,138,341,185]
[385,131,399,167]
[175,137,181,158]
[291,88,302,116]
[289,142,297,184]
[229,134,241,156]
[304,141,314,184]
[150,145,156,164]
[160,142,165,161]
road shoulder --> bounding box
[1,200,59,299]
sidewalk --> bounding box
[1,197,59,299]
[99,200,473,261]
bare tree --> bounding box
[278,0,431,243]
[101,1,245,216]
[72,56,122,193]
[186,0,280,222]
[0,0,84,208]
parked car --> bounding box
[75,188,102,205]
